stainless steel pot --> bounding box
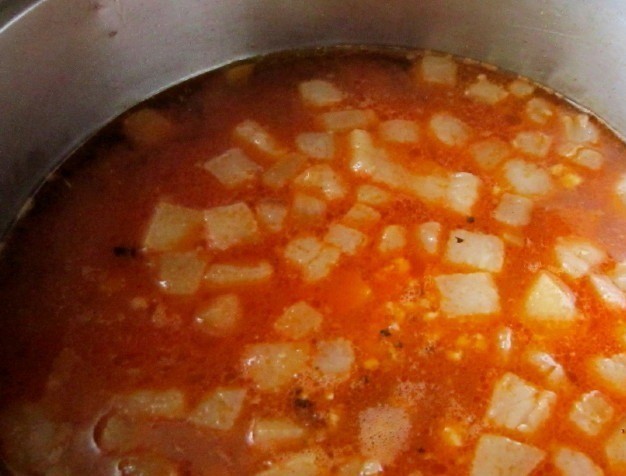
[2,0,626,238]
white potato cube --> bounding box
[195,294,242,336]
[295,132,335,160]
[203,148,262,188]
[378,225,407,254]
[465,75,508,105]
[257,451,320,476]
[524,350,569,390]
[143,202,204,252]
[561,114,599,147]
[526,98,553,124]
[512,131,552,157]
[317,109,378,132]
[589,274,626,310]
[508,79,536,97]
[262,153,308,190]
[429,113,471,146]
[570,148,604,171]
[503,159,554,196]
[471,434,545,476]
[342,203,381,229]
[616,174,626,208]
[298,80,343,107]
[485,372,556,434]
[294,164,347,201]
[115,389,186,418]
[274,301,323,339]
[610,262,626,291]
[205,261,273,287]
[256,201,288,233]
[446,172,481,215]
[554,236,606,279]
[204,202,259,251]
[379,119,420,144]
[242,343,309,392]
[189,387,246,430]
[348,129,385,176]
[292,193,327,222]
[569,390,614,436]
[324,224,367,256]
[420,55,457,86]
[590,353,626,397]
[523,271,578,323]
[157,251,206,295]
[314,339,355,380]
[356,184,392,207]
[233,120,284,157]
[359,405,411,465]
[435,272,500,317]
[248,418,305,447]
[470,138,510,170]
[444,230,504,273]
[553,447,603,476]
[284,236,341,282]
[416,221,442,255]
[605,418,626,469]
[493,193,533,227]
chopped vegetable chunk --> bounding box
[248,418,305,448]
[523,271,578,323]
[470,434,545,476]
[298,80,343,107]
[242,343,309,392]
[569,390,614,436]
[512,131,552,157]
[274,301,323,339]
[378,225,407,254]
[493,193,533,227]
[294,164,347,201]
[379,119,420,144]
[553,446,603,476]
[429,113,471,146]
[435,272,500,317]
[324,224,367,256]
[416,221,442,255]
[317,109,378,132]
[204,202,259,251]
[205,261,273,287]
[144,202,204,252]
[444,229,504,272]
[554,236,606,279]
[465,74,508,105]
[591,353,626,397]
[358,405,411,465]
[470,138,510,170]
[195,293,242,336]
[295,132,335,160]
[203,148,262,188]
[503,159,554,196]
[157,251,206,295]
[419,54,457,86]
[189,387,246,430]
[234,120,284,157]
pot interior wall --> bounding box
[1,0,626,238]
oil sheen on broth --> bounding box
[3,49,626,475]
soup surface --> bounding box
[3,49,626,475]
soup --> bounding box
[2,48,626,475]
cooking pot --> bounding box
[1,0,626,239]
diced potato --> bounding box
[256,201,288,233]
[203,148,262,188]
[292,193,327,222]
[294,164,347,201]
[157,251,206,295]
[195,294,242,336]
[342,203,381,230]
[205,261,273,287]
[257,451,321,476]
[379,119,420,144]
[122,108,176,147]
[115,389,186,419]
[295,132,335,160]
[317,109,378,132]
[429,113,471,146]
[569,390,614,436]
[589,274,626,310]
[526,98,554,124]
[358,405,411,465]
[435,272,500,317]
[224,62,255,84]
[570,148,604,170]
[378,225,407,254]
[523,271,577,323]
[356,184,392,207]
[262,154,308,190]
[324,224,367,256]
[470,138,510,170]
[313,338,355,380]
[553,447,603,476]
[336,458,383,476]
[274,301,323,339]
[512,131,552,157]
[560,114,599,150]
[242,343,309,392]
[610,261,626,291]
[503,159,553,196]
[204,202,259,251]
[465,75,508,105]
[616,174,626,208]
[590,353,626,397]
[188,387,246,430]
[446,172,481,215]
[444,230,504,273]
[348,129,387,176]
[493,193,533,227]
[554,236,606,279]
[605,417,626,469]
[233,120,284,157]
[298,80,343,107]
[485,372,556,434]
[117,455,179,476]
[509,79,536,97]
[470,434,545,476]
[96,413,140,453]
[524,350,569,390]
[416,221,442,255]
[143,202,204,252]
[419,54,457,86]
[496,326,514,361]
[248,418,305,447]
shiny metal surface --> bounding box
[2,0,626,237]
